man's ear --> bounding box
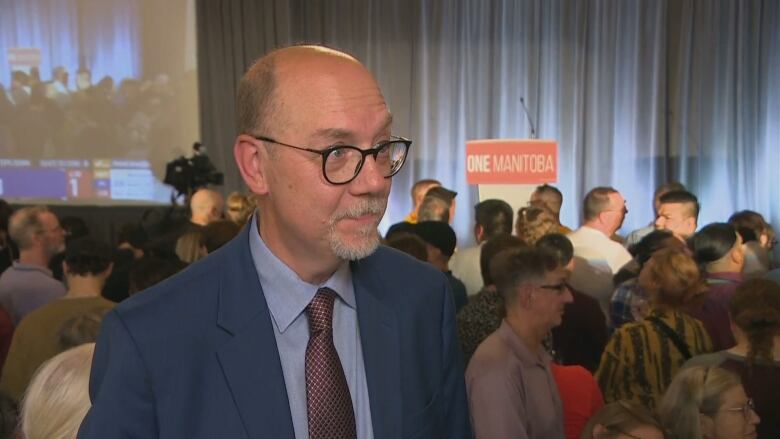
[234,135,270,195]
[474,224,484,242]
[732,243,745,267]
[687,217,697,234]
[517,284,534,308]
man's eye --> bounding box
[330,148,347,158]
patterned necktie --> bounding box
[305,287,357,439]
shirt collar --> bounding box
[706,272,743,283]
[497,319,551,368]
[248,213,355,333]
[579,225,609,239]
[11,261,53,277]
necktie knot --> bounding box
[306,287,336,333]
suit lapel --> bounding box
[352,259,401,439]
[215,226,295,439]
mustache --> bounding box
[330,198,387,222]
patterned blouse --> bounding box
[596,308,713,410]
[457,287,504,367]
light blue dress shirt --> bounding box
[248,217,374,439]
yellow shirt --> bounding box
[596,308,712,410]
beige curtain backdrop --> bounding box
[195,0,780,251]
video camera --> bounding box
[163,142,224,197]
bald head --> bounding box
[190,189,224,226]
[236,45,372,138]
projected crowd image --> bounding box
[0,0,199,203]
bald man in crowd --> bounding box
[567,187,632,318]
[79,45,469,438]
[189,188,225,227]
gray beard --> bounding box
[327,197,386,261]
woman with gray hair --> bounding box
[20,343,94,439]
[658,366,759,439]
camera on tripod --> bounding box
[163,142,224,197]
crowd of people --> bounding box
[0,188,255,437]
[0,66,196,161]
[0,45,777,438]
[386,178,778,438]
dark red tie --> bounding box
[305,288,357,439]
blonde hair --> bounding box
[226,191,255,225]
[175,230,204,263]
[658,366,742,439]
[20,343,95,439]
[515,206,558,245]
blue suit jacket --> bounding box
[78,224,471,438]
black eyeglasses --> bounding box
[252,135,411,185]
[538,283,569,295]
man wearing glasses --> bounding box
[79,45,470,439]
[0,206,66,326]
[466,246,573,439]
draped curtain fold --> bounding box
[196,0,779,248]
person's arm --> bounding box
[78,310,158,438]
[467,367,527,439]
[439,280,473,438]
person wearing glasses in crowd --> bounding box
[0,206,66,326]
[79,45,470,438]
[467,245,573,438]
[684,278,780,438]
[658,366,760,439]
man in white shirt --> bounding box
[567,187,632,317]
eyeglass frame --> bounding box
[537,282,570,295]
[704,398,756,420]
[251,134,412,185]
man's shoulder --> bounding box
[683,351,727,369]
[113,250,225,326]
[0,264,61,287]
[466,327,516,377]
[451,245,481,262]
[360,245,446,283]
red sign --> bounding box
[466,139,558,184]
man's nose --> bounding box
[350,154,387,193]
